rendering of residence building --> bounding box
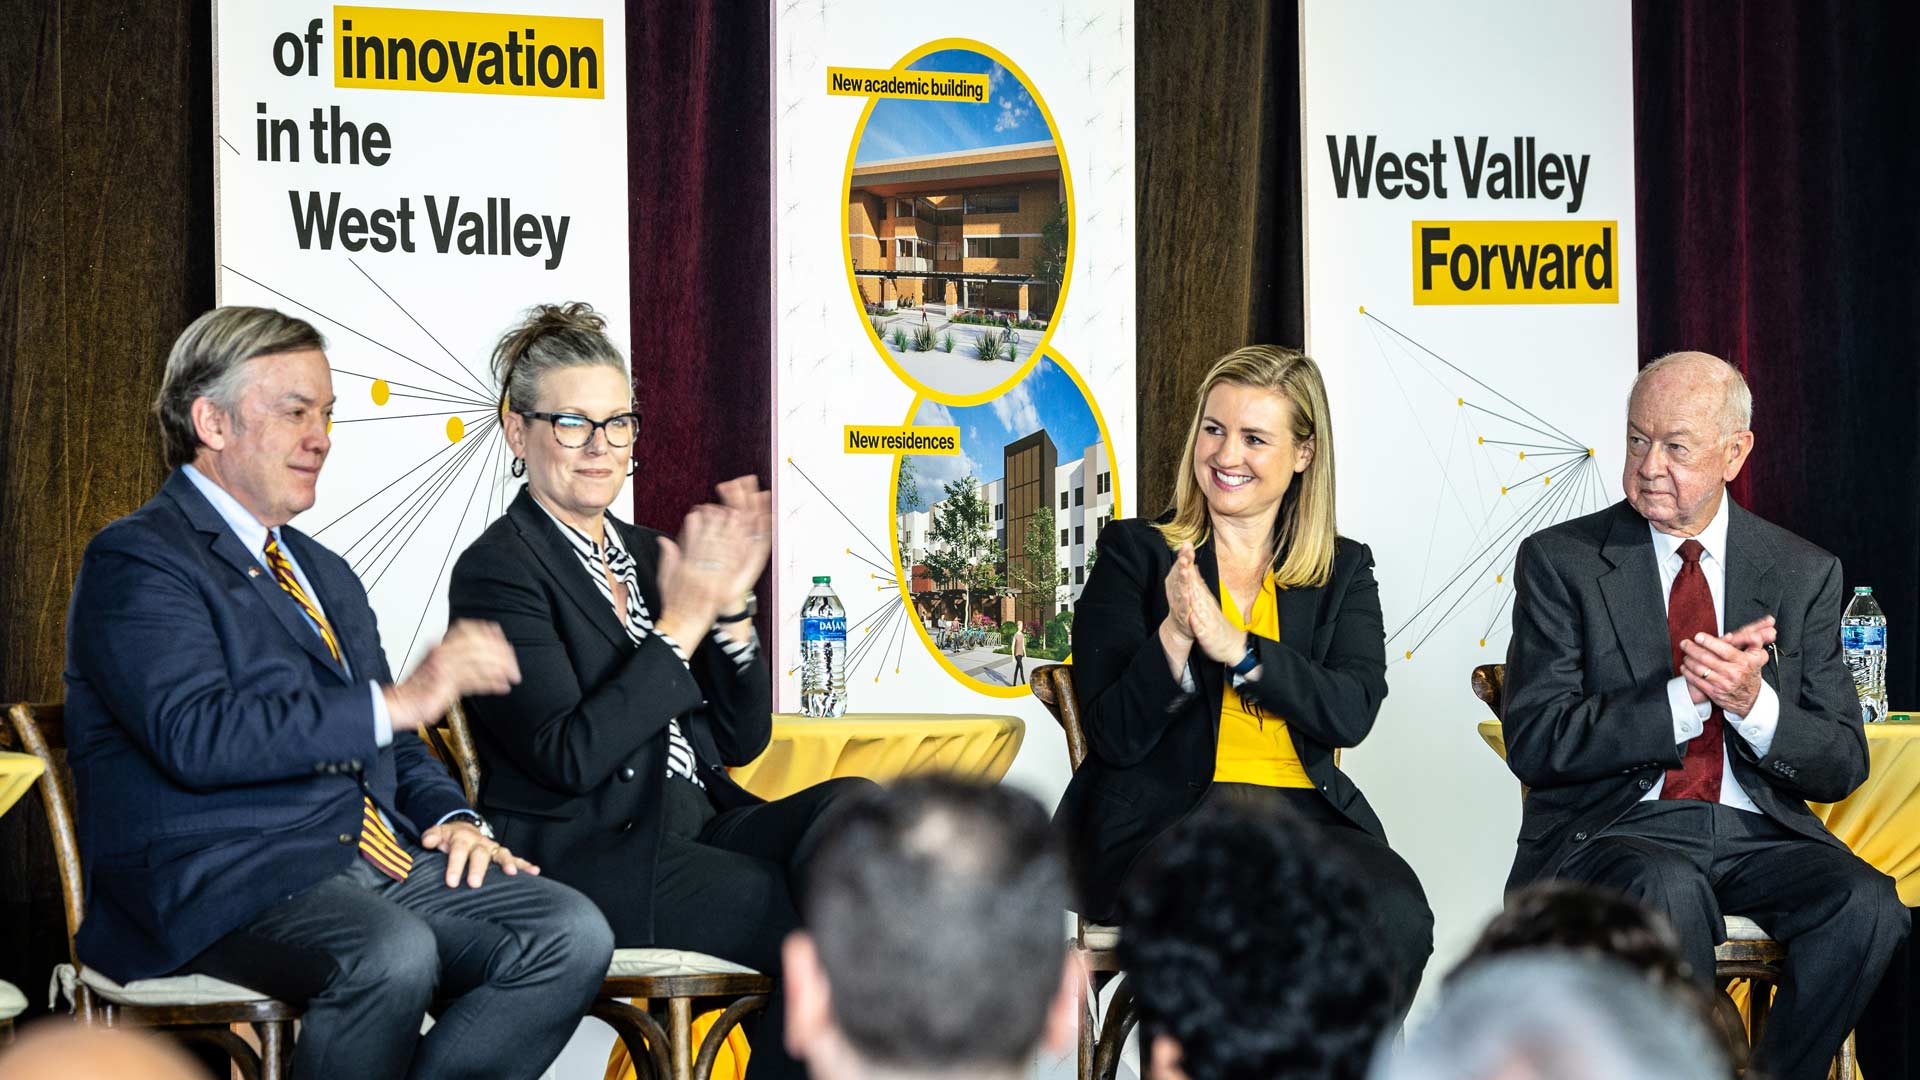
[898,431,1113,626]
[848,140,1065,321]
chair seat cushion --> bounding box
[0,979,27,1020]
[53,964,270,1008]
[1079,923,1121,952]
[606,948,759,979]
[1722,915,1770,942]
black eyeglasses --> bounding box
[519,411,641,449]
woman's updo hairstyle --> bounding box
[491,302,630,415]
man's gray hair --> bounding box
[1369,954,1727,1080]
[1632,351,1753,439]
[153,307,326,467]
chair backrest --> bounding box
[422,701,484,806]
[2,703,86,968]
[1471,663,1506,719]
[1028,663,1088,772]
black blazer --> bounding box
[448,488,771,944]
[1502,499,1866,890]
[65,470,468,981]
[1054,516,1391,922]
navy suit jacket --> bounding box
[63,469,470,982]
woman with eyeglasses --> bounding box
[448,302,867,1080]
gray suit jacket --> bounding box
[1502,499,1866,891]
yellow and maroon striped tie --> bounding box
[262,534,412,882]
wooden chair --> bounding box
[1029,664,1135,1080]
[1467,664,1856,1079]
[1,703,299,1079]
[425,703,773,1080]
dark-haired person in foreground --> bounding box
[782,777,1079,1080]
[1501,351,1908,1080]
[64,307,614,1079]
[1120,801,1396,1080]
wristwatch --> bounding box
[715,592,759,624]
[1228,640,1260,678]
[447,810,495,841]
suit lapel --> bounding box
[166,472,353,683]
[612,517,667,619]
[507,488,631,650]
[1724,502,1781,692]
[1193,536,1225,714]
[1597,501,1672,686]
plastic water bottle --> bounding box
[801,576,848,717]
[1842,586,1888,724]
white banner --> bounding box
[772,7,1137,804]
[213,2,630,676]
[1302,0,1640,998]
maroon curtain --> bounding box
[1635,0,1920,705]
[1635,5,1920,1076]
[626,1,772,534]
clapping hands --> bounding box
[655,475,769,645]
[1161,543,1250,666]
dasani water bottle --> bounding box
[1842,586,1888,724]
[801,576,848,717]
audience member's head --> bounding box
[1624,349,1754,536]
[1118,802,1396,1080]
[1455,881,1696,989]
[0,1019,203,1080]
[1370,954,1728,1080]
[783,777,1076,1080]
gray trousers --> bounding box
[187,846,613,1080]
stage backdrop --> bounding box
[1301,0,1639,999]
[213,1,630,679]
[771,4,1136,804]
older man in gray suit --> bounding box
[1502,351,1908,1080]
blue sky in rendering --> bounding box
[906,356,1102,510]
[855,49,1051,163]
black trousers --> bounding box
[187,845,614,1080]
[649,775,876,1080]
[1167,783,1435,1018]
[1557,800,1911,1080]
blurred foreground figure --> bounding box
[782,777,1077,1080]
[0,1020,202,1080]
[1372,954,1728,1080]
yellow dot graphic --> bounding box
[1500,486,1508,495]
[1404,649,1413,660]
[1477,436,1484,444]
[1479,638,1487,647]
[371,379,391,406]
[1544,476,1552,485]
[1496,574,1504,583]
[1457,397,1464,406]
[1519,451,1526,460]
[446,417,465,442]
[1587,447,1595,457]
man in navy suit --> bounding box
[64,306,614,1079]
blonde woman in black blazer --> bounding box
[449,303,866,1080]
[1055,346,1433,1015]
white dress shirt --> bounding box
[1643,495,1780,812]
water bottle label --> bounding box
[1842,626,1887,649]
[804,616,847,641]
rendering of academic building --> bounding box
[898,431,1113,628]
[848,140,1065,321]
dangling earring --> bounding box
[511,457,527,478]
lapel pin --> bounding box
[246,566,262,579]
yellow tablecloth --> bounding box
[730,713,1026,799]
[1476,719,1920,903]
[0,752,45,820]
[606,713,1025,1080]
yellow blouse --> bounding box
[1212,573,1312,788]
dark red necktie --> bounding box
[1661,539,1723,801]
